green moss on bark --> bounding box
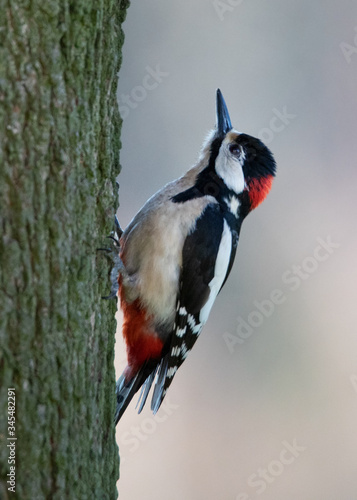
[0,0,129,498]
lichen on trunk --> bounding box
[0,0,129,498]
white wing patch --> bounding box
[199,220,232,325]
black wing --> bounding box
[151,203,239,413]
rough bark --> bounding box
[0,0,129,498]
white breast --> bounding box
[121,191,217,332]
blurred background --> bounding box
[115,1,357,499]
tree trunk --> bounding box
[0,0,129,498]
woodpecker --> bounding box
[113,89,276,424]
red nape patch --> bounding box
[119,286,163,380]
[248,175,274,210]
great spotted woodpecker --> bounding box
[113,89,276,424]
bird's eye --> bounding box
[229,144,241,157]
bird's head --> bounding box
[200,89,276,216]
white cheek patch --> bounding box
[215,145,245,194]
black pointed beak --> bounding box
[216,89,232,135]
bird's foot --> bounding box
[98,215,137,300]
